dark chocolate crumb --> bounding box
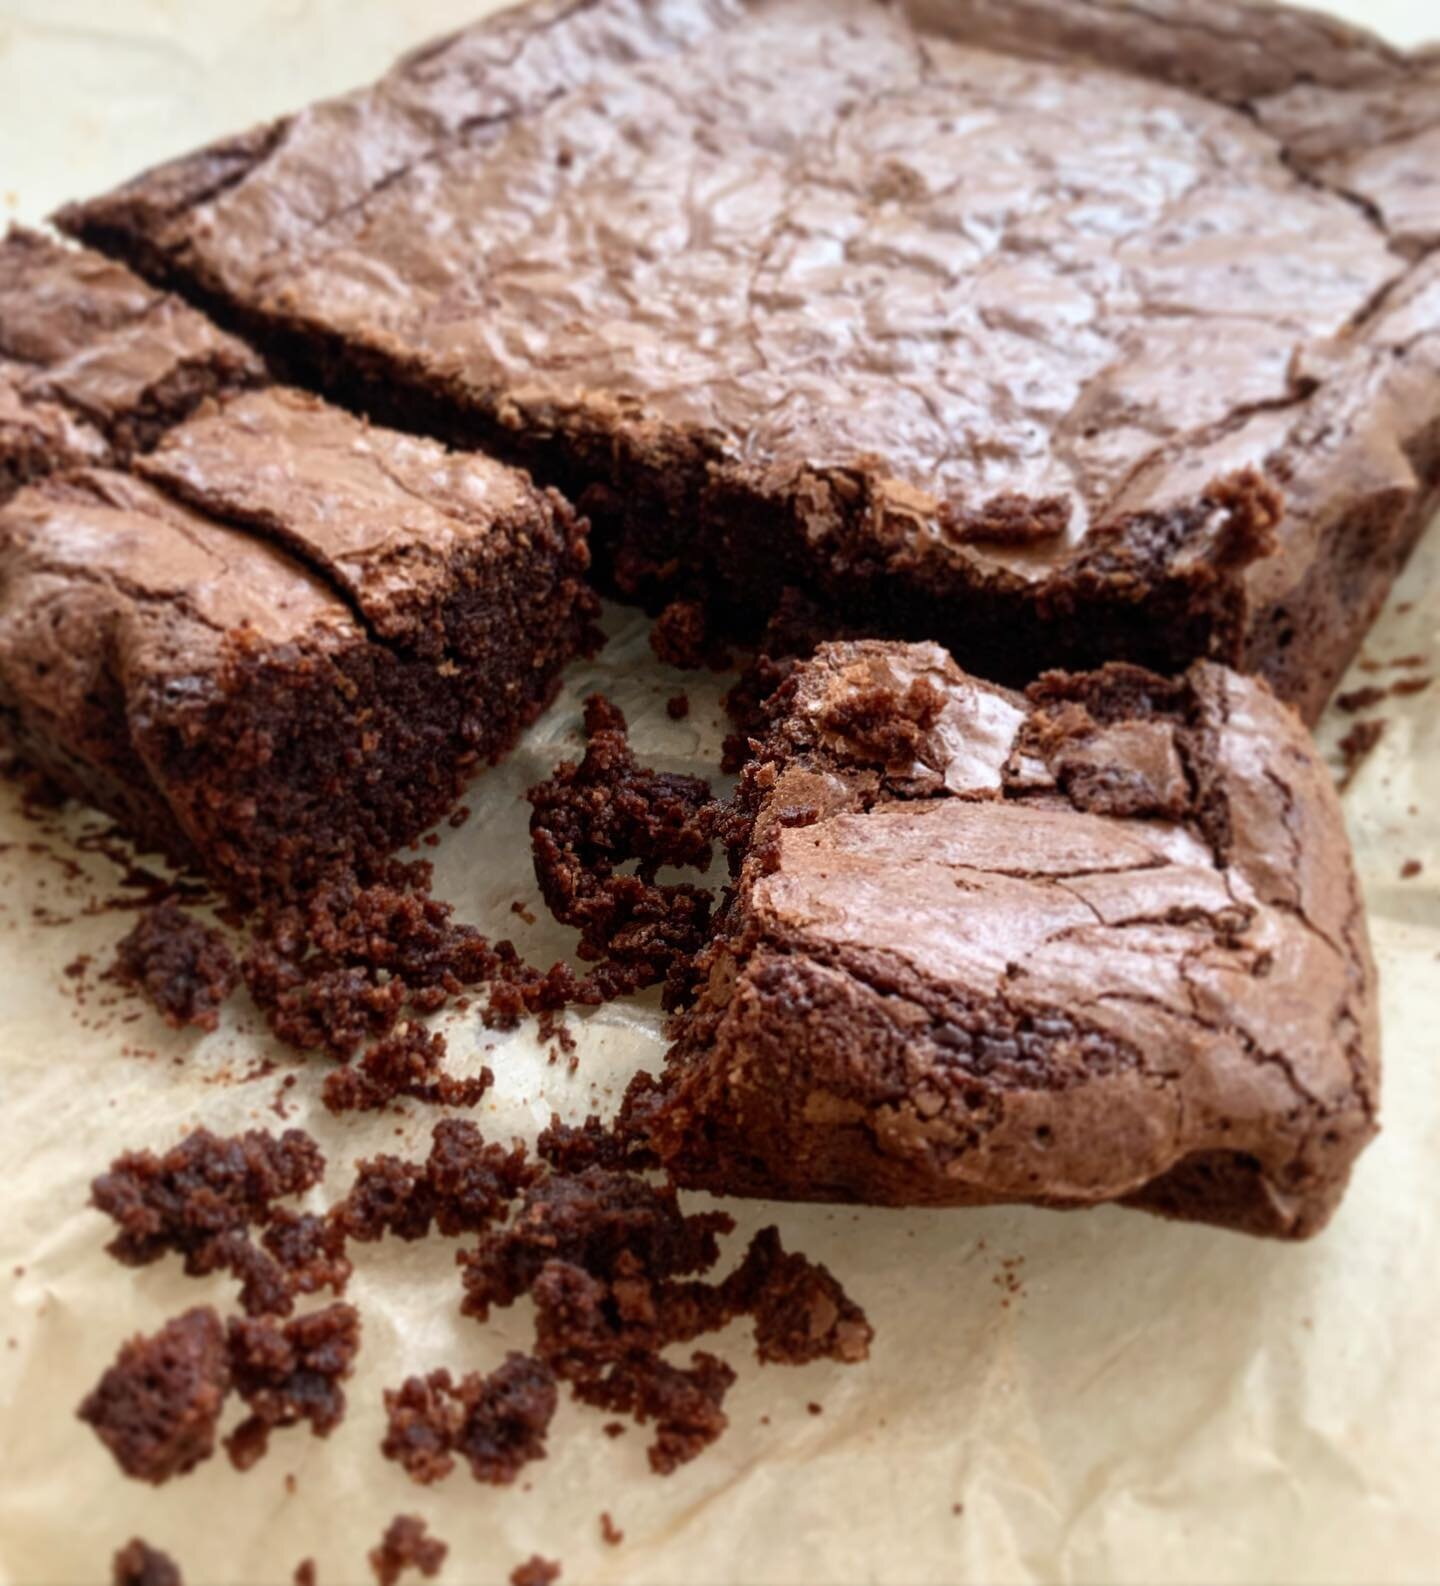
[78,1308,230,1484]
[111,901,238,1032]
[112,1538,183,1586]
[1401,859,1423,879]
[1335,685,1386,713]
[224,1303,360,1470]
[369,1516,447,1586]
[293,1562,316,1586]
[509,1557,560,1586]
[334,1120,537,1245]
[1336,719,1385,792]
[382,1353,558,1485]
[599,1513,623,1547]
[665,692,690,720]
[806,1402,823,1415]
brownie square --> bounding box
[0,226,263,499]
[625,640,1379,1239]
[58,0,1440,720]
[0,389,594,902]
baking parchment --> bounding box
[0,3,1437,1582]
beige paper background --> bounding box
[0,3,1437,1582]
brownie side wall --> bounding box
[127,514,590,904]
[1245,424,1440,722]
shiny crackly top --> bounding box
[734,640,1377,1204]
[62,0,1440,582]
[0,227,262,442]
[138,387,559,646]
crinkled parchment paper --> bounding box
[0,4,1437,1581]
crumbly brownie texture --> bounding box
[60,0,1440,722]
[224,1302,361,1470]
[510,1558,560,1586]
[321,1023,493,1114]
[111,900,239,1032]
[0,226,262,501]
[458,1162,871,1472]
[112,1539,184,1586]
[381,1353,558,1485]
[78,1307,231,1484]
[369,1516,448,1586]
[527,694,720,1001]
[89,1127,350,1318]
[334,1120,538,1245]
[626,640,1380,1238]
[0,389,595,904]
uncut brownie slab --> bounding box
[59,0,1440,722]
[623,640,1378,1239]
[0,388,594,902]
[0,227,263,501]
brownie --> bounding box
[625,640,1380,1238]
[78,1307,231,1484]
[0,226,262,499]
[0,388,594,901]
[58,0,1440,721]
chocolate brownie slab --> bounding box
[624,641,1378,1238]
[0,227,262,499]
[59,0,1440,721]
[0,391,593,901]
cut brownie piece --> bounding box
[625,640,1379,1239]
[0,226,262,499]
[58,0,1440,721]
[0,388,593,901]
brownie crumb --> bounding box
[334,1120,537,1245]
[1401,859,1423,879]
[602,1421,625,1438]
[111,901,238,1032]
[665,692,690,720]
[722,1226,874,1365]
[526,694,719,1004]
[806,1401,823,1415]
[90,1128,331,1315]
[224,1303,360,1470]
[536,1114,652,1174]
[78,1307,230,1483]
[1391,674,1432,698]
[293,1562,316,1586]
[322,1024,492,1114]
[650,599,730,670]
[1336,719,1386,791]
[1334,685,1387,713]
[369,1516,447,1586]
[509,1557,560,1586]
[382,1352,558,1485]
[599,1513,623,1547]
[242,864,494,1058]
[112,1539,183,1586]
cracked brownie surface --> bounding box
[0,227,262,500]
[0,387,595,902]
[626,640,1379,1237]
[59,0,1440,719]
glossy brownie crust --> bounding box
[0,389,594,902]
[0,228,263,501]
[59,0,1440,721]
[627,641,1379,1238]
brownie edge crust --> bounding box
[626,642,1379,1239]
